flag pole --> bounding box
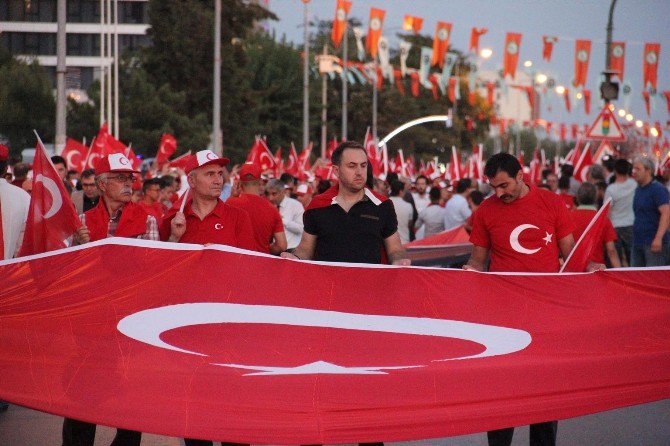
[55,0,66,155]
[99,0,105,126]
[302,0,310,150]
[320,45,328,159]
[212,0,222,156]
[372,58,378,141]
[342,26,348,141]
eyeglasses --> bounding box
[81,182,97,188]
[107,174,135,183]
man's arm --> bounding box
[605,241,622,268]
[281,231,317,260]
[557,233,575,260]
[463,245,489,271]
[651,204,669,253]
[383,232,411,266]
[270,231,288,255]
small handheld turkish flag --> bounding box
[157,133,177,165]
[19,134,82,256]
[560,198,612,272]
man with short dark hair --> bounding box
[282,141,409,266]
[71,169,99,214]
[465,152,577,446]
[51,155,72,194]
[10,162,29,188]
[138,178,164,225]
[444,178,473,230]
[389,180,413,244]
[605,159,636,264]
[630,156,670,266]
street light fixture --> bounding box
[635,120,644,128]
[523,60,533,68]
[535,73,548,84]
[480,48,493,59]
[625,113,633,122]
[555,85,566,95]
[617,109,626,117]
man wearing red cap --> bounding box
[65,152,156,446]
[160,150,255,251]
[226,163,287,255]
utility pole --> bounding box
[113,0,119,138]
[320,46,328,159]
[601,0,619,103]
[99,0,105,126]
[302,0,310,150]
[212,0,222,155]
[341,27,348,141]
[55,0,66,154]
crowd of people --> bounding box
[1,140,670,445]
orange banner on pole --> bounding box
[503,33,522,79]
[643,43,660,91]
[431,22,453,68]
[365,8,386,59]
[542,36,557,62]
[469,27,487,54]
[610,41,625,80]
[574,40,591,88]
[331,0,352,48]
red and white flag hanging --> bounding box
[246,137,277,172]
[573,39,591,88]
[610,41,626,80]
[503,32,522,79]
[365,8,385,59]
[431,22,453,68]
[542,36,557,62]
[469,27,488,54]
[331,0,352,48]
[583,89,591,115]
[18,136,82,257]
[561,198,612,272]
[285,143,300,176]
[643,43,660,91]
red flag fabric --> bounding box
[610,41,625,80]
[410,72,420,97]
[405,225,470,248]
[402,15,423,34]
[542,36,557,62]
[485,82,496,107]
[663,91,670,114]
[449,147,463,181]
[168,151,192,170]
[157,133,177,165]
[529,149,542,185]
[1,239,670,444]
[429,74,440,100]
[18,140,81,256]
[564,88,571,112]
[84,124,111,170]
[286,144,300,176]
[431,22,453,68]
[331,0,352,48]
[573,40,591,88]
[469,27,488,54]
[559,123,567,141]
[62,138,88,173]
[326,138,338,161]
[573,144,593,182]
[246,138,277,172]
[583,89,591,115]
[561,199,612,272]
[503,33,522,79]
[642,91,651,116]
[297,143,313,177]
[364,129,382,177]
[274,147,283,177]
[643,43,660,90]
[448,77,458,103]
[365,8,385,59]
[393,69,406,95]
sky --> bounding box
[265,0,669,135]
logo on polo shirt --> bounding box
[214,223,224,230]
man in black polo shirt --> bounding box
[282,140,409,265]
[282,141,409,446]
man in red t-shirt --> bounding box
[572,182,621,267]
[160,150,255,251]
[226,163,287,255]
[465,153,576,446]
[138,178,164,225]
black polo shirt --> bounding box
[303,190,398,264]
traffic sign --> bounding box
[585,106,627,142]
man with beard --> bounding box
[65,153,159,446]
[464,153,590,446]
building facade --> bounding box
[0,0,150,93]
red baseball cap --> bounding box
[94,153,140,175]
[0,144,9,161]
[238,163,262,181]
[185,150,230,174]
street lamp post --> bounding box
[212,0,222,155]
[302,0,310,150]
[55,0,66,154]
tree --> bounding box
[0,47,55,154]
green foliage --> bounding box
[0,47,55,154]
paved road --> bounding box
[1,400,668,445]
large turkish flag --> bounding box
[1,239,669,444]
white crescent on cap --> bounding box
[108,153,133,170]
[35,174,63,219]
[196,150,219,166]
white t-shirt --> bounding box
[443,193,471,230]
[604,178,636,228]
[415,204,446,238]
[278,195,304,249]
[0,179,31,259]
[412,192,431,214]
[390,196,413,244]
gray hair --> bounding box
[576,182,597,206]
[633,156,655,172]
[95,173,108,188]
[265,179,285,192]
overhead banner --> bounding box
[1,239,670,444]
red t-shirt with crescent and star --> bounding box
[470,185,575,272]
